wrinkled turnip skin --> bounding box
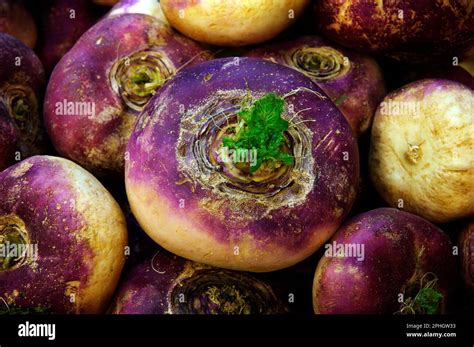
[44,14,210,174]
[38,0,99,75]
[247,36,386,136]
[126,57,359,272]
[109,0,169,24]
[0,0,36,48]
[459,221,474,300]
[161,0,310,46]
[0,156,127,313]
[313,208,457,314]
[369,79,474,223]
[314,0,474,63]
[0,34,46,169]
[110,249,287,314]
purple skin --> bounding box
[247,36,386,136]
[0,156,127,314]
[110,248,288,314]
[313,208,457,314]
[459,221,474,302]
[38,0,100,75]
[0,33,46,169]
[314,0,474,63]
[44,13,211,175]
[0,104,17,171]
[126,57,359,272]
[0,0,36,48]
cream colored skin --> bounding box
[160,0,310,46]
[126,181,336,272]
[369,80,474,223]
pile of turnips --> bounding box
[0,0,472,315]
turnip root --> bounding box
[110,249,287,314]
[369,79,474,223]
[0,156,127,313]
[43,14,211,174]
[247,36,386,136]
[160,0,310,46]
[313,208,457,314]
[126,57,359,272]
[314,0,474,63]
[0,33,46,171]
[0,0,36,48]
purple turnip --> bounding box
[459,220,474,302]
[247,36,386,136]
[0,156,127,313]
[125,57,359,272]
[108,0,168,24]
[44,13,211,174]
[160,0,310,46]
[0,0,36,48]
[0,33,46,171]
[369,79,474,223]
[313,208,457,314]
[314,0,474,63]
[38,0,100,75]
[110,248,288,314]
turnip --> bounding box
[0,0,36,48]
[313,208,457,314]
[126,57,359,272]
[0,33,46,171]
[108,0,168,24]
[160,0,310,46]
[110,248,288,314]
[314,0,474,63]
[247,36,386,136]
[0,156,127,313]
[43,14,211,174]
[369,79,474,223]
[459,220,474,301]
[38,0,99,75]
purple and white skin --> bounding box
[126,57,359,272]
[247,36,386,136]
[0,33,46,172]
[38,0,99,75]
[110,248,288,314]
[313,208,457,314]
[0,0,36,48]
[0,156,128,313]
[44,13,211,175]
[108,0,169,24]
[459,221,474,302]
[314,0,474,63]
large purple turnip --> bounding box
[369,79,474,223]
[38,0,100,75]
[44,14,211,174]
[0,33,46,172]
[126,57,359,272]
[0,0,36,48]
[314,0,474,63]
[0,156,127,313]
[313,208,457,314]
[110,249,288,314]
[247,36,386,136]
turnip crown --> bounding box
[222,93,294,174]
